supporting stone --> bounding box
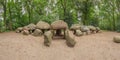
[44,31,53,47]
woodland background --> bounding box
[0,0,120,32]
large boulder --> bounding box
[51,20,68,36]
[80,26,90,32]
[75,30,83,36]
[23,26,30,31]
[36,21,50,30]
[16,27,23,33]
[70,24,81,34]
[44,31,53,47]
[27,23,36,30]
[51,20,68,30]
[87,26,96,33]
[65,30,76,47]
[113,36,120,43]
[36,21,51,33]
[70,24,81,30]
[80,26,90,35]
[22,30,29,35]
[32,29,43,36]
[96,27,101,33]
[27,23,36,33]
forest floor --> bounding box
[0,31,120,60]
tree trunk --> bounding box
[112,1,116,31]
[2,1,7,30]
[8,4,13,30]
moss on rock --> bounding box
[113,36,120,43]
[65,30,76,47]
[75,30,83,36]
[44,31,53,47]
[32,29,43,36]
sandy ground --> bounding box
[0,31,120,60]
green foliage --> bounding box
[0,0,120,32]
[116,19,120,32]
[40,15,57,24]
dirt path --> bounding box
[0,31,120,60]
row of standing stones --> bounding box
[70,24,102,36]
[70,24,120,44]
[16,20,76,47]
[15,20,120,47]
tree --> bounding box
[0,0,7,30]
